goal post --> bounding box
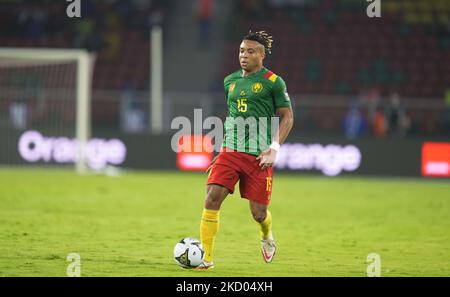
[0,48,94,174]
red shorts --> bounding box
[206,149,273,205]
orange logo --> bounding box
[229,83,236,93]
[422,142,450,177]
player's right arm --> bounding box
[206,75,233,173]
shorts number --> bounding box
[266,177,272,192]
[237,98,248,112]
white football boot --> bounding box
[261,233,276,263]
[194,260,215,270]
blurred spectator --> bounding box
[101,10,121,60]
[195,0,214,48]
[73,17,103,51]
[373,107,387,138]
[367,88,381,126]
[9,102,28,130]
[102,30,121,60]
[344,106,366,139]
[120,81,146,133]
[358,87,381,134]
[18,5,47,39]
[343,104,366,139]
[386,92,411,137]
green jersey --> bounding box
[222,67,291,156]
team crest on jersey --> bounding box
[229,83,236,93]
[252,82,263,93]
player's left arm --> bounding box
[257,77,294,170]
[274,106,294,145]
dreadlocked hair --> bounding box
[243,30,273,54]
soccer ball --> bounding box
[173,237,204,268]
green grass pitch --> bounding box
[0,168,449,276]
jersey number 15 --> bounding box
[237,98,248,112]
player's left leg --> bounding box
[236,151,276,262]
[250,201,276,263]
[249,202,272,240]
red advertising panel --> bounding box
[177,135,213,171]
[422,142,450,177]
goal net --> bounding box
[0,48,94,174]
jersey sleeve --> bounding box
[272,76,291,108]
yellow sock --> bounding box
[200,208,220,262]
[258,210,272,240]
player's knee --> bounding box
[252,212,266,223]
[205,190,219,203]
[204,196,220,210]
[204,187,226,209]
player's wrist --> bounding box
[269,141,280,152]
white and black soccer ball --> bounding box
[173,237,204,268]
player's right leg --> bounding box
[197,151,240,270]
[197,184,229,270]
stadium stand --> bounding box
[0,0,171,90]
[1,0,448,136]
[225,0,449,99]
[0,0,171,129]
[221,0,449,136]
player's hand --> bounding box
[256,148,278,170]
[206,155,218,174]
